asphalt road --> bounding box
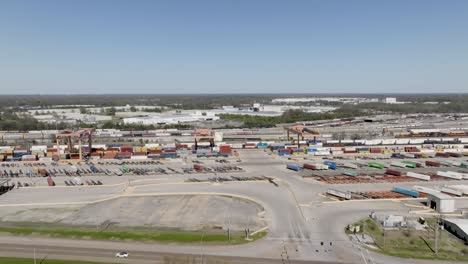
[0,240,341,264]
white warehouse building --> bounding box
[123,112,219,125]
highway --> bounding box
[0,238,340,264]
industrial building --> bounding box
[426,192,455,213]
[442,218,468,242]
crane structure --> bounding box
[193,128,214,150]
[284,124,319,147]
[55,128,94,160]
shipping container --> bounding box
[327,189,351,200]
[47,176,55,186]
[287,164,303,171]
[401,161,417,168]
[436,171,462,180]
[323,161,337,170]
[385,169,402,176]
[406,172,430,181]
[341,170,357,177]
[368,162,385,169]
[392,187,419,198]
[425,161,441,167]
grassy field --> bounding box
[0,221,267,245]
[0,257,109,264]
[348,218,468,261]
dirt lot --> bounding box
[0,195,265,231]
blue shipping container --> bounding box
[287,164,303,171]
[392,187,419,198]
[324,161,337,170]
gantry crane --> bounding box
[284,124,319,147]
[55,128,94,160]
[193,128,214,150]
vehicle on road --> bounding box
[115,252,129,258]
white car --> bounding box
[115,252,129,258]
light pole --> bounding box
[200,233,204,264]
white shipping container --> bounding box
[342,163,358,169]
[441,187,463,196]
[446,171,468,179]
[406,172,430,181]
[382,139,396,145]
[447,185,468,195]
[31,146,47,151]
[437,171,462,180]
[390,161,407,168]
[232,143,244,149]
[413,186,440,194]
[420,149,435,153]
[409,139,426,144]
[131,156,148,160]
[314,151,331,156]
[327,189,351,200]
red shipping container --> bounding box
[385,169,401,176]
[47,176,55,186]
[425,161,440,167]
[303,164,317,170]
[371,148,382,153]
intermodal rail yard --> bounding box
[0,113,467,264]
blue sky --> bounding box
[0,0,467,94]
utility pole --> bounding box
[435,216,441,256]
[34,248,36,264]
[200,233,204,264]
[281,240,290,264]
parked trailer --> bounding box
[47,176,55,186]
[436,171,462,180]
[287,164,303,171]
[445,171,468,179]
[327,189,351,200]
[368,162,385,169]
[342,163,358,169]
[426,161,441,167]
[386,169,402,176]
[406,172,430,181]
[401,161,417,168]
[390,161,407,168]
[324,161,337,170]
[303,163,328,170]
[413,186,440,194]
[341,170,357,177]
[441,187,463,196]
[392,187,419,198]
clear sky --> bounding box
[1,0,467,94]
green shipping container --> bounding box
[368,162,385,169]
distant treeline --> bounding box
[1,94,466,109]
[351,101,468,114]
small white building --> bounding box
[384,97,397,104]
[427,192,455,213]
[383,215,405,228]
